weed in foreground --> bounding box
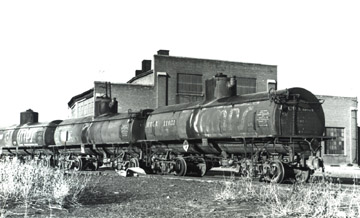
[0,158,92,217]
[215,176,360,217]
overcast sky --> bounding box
[0,0,359,126]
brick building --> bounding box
[316,95,358,165]
[68,50,277,117]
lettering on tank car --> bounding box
[239,106,254,130]
[288,107,314,112]
[228,108,241,132]
[229,108,241,119]
[25,130,31,141]
[257,110,270,127]
[6,131,13,145]
[18,131,26,144]
[146,121,158,128]
[163,119,176,127]
[24,129,42,144]
[18,132,23,143]
[119,124,129,138]
[19,129,39,144]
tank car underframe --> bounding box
[137,135,330,183]
[213,136,328,183]
[0,145,53,167]
[136,140,209,177]
[47,143,140,171]
[0,135,331,183]
[148,151,208,177]
[0,142,142,172]
[52,154,99,171]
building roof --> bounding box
[127,70,153,83]
[316,94,358,101]
[154,54,278,68]
[67,88,94,108]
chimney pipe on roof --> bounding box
[142,60,151,73]
[135,70,143,76]
[157,50,169,56]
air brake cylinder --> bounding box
[205,73,237,101]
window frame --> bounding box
[236,77,257,95]
[176,73,203,103]
[177,73,203,95]
[324,127,345,155]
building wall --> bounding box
[70,97,94,118]
[130,73,154,85]
[154,54,277,107]
[94,82,156,113]
[317,95,358,165]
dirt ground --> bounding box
[5,172,264,218]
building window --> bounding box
[71,105,76,118]
[237,77,256,95]
[177,73,203,103]
[267,79,277,91]
[325,127,345,154]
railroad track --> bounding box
[66,168,360,188]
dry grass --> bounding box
[215,176,360,217]
[0,158,91,217]
[3,158,360,217]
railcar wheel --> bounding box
[294,169,310,183]
[129,158,140,168]
[265,161,285,183]
[174,157,187,176]
[73,157,83,171]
